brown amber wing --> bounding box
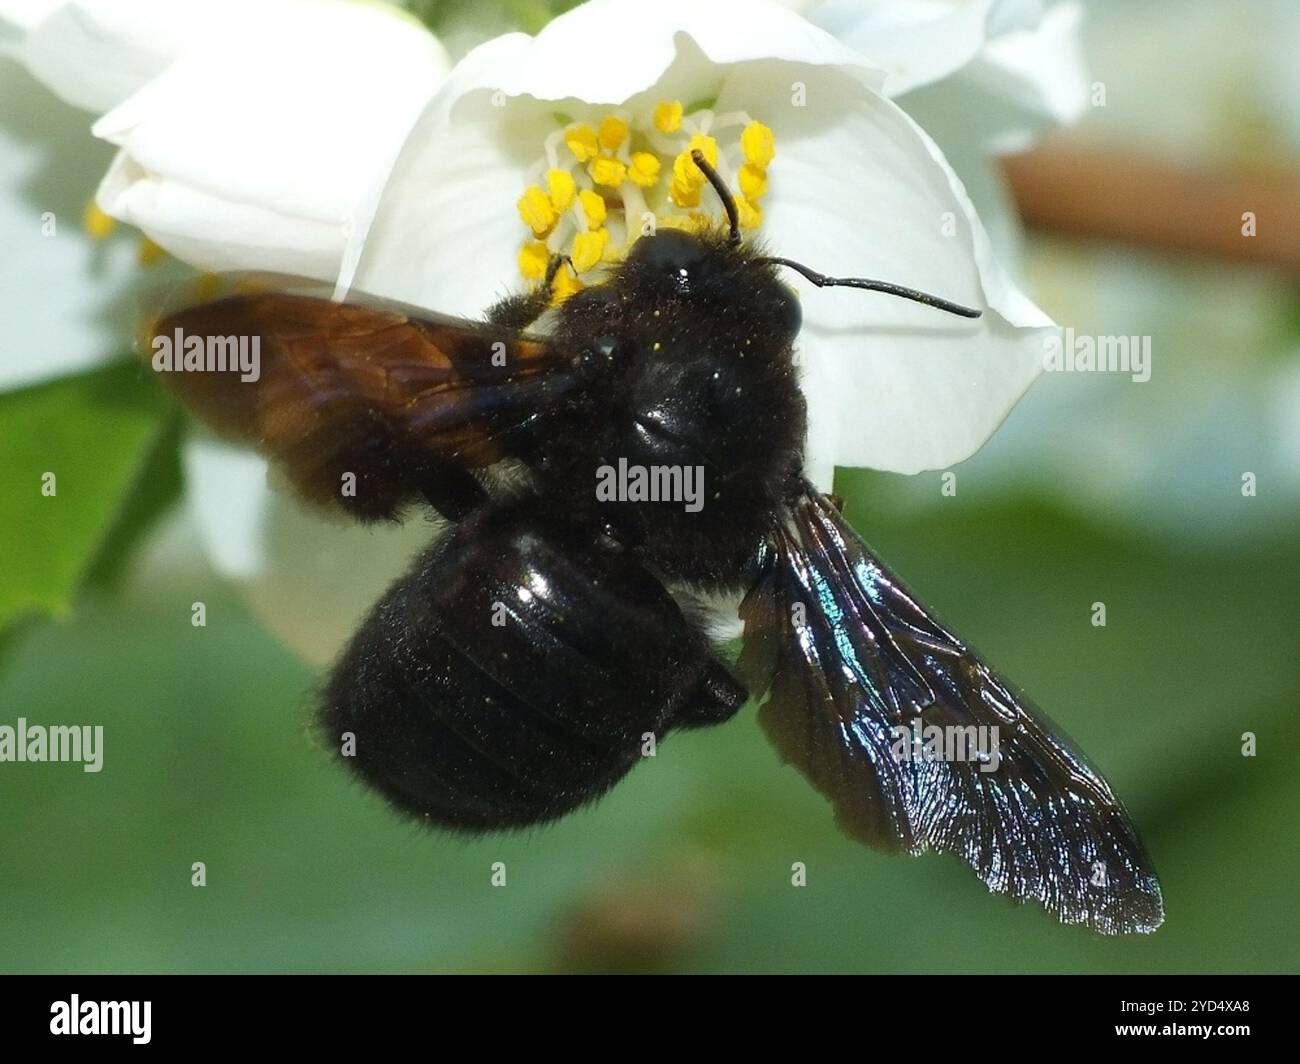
[149,290,578,520]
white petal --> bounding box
[874,3,1086,278]
[0,61,159,390]
[806,1,1086,151]
[466,0,876,104]
[977,1,1088,139]
[184,437,433,666]
[95,152,348,279]
[348,35,539,313]
[716,63,1053,475]
[0,0,59,42]
[183,437,272,581]
[91,4,448,279]
[901,1,1087,156]
[4,0,439,113]
[5,0,275,112]
[884,3,1083,272]
[3,0,177,110]
[806,0,998,96]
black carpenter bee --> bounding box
[153,151,1163,934]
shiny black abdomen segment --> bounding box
[319,497,745,830]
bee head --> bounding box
[622,225,802,339]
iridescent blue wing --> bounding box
[738,490,1164,934]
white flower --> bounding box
[2,0,452,281]
[347,0,1055,486]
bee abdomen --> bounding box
[319,498,744,830]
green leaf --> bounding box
[0,361,170,634]
[82,411,184,592]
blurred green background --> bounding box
[1,0,1298,972]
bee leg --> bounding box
[419,464,488,522]
[485,254,572,330]
[672,656,747,729]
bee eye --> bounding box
[773,286,802,336]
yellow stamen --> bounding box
[738,162,768,202]
[598,115,628,152]
[741,121,776,168]
[571,227,609,273]
[83,201,116,240]
[550,268,584,305]
[627,151,661,188]
[515,107,776,291]
[517,184,557,236]
[653,100,683,134]
[670,151,704,208]
[137,236,166,266]
[588,156,627,187]
[546,168,576,211]
[578,188,607,228]
[657,212,711,235]
[669,180,701,209]
[736,196,763,230]
[687,133,718,169]
[564,124,599,162]
[136,314,160,354]
[518,240,550,281]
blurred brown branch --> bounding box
[1004,145,1300,275]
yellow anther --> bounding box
[135,313,160,354]
[564,124,600,162]
[578,188,607,228]
[670,151,704,207]
[83,200,116,240]
[671,150,704,187]
[518,240,550,281]
[741,120,776,168]
[736,196,763,230]
[194,273,223,303]
[550,268,584,305]
[653,100,683,134]
[588,156,627,187]
[627,151,661,188]
[519,108,773,291]
[571,227,609,273]
[687,133,718,169]
[598,115,628,152]
[546,169,576,211]
[738,162,768,201]
[658,212,711,234]
[137,236,166,266]
[517,184,557,236]
[670,179,702,209]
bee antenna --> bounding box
[756,256,982,319]
[690,149,741,247]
